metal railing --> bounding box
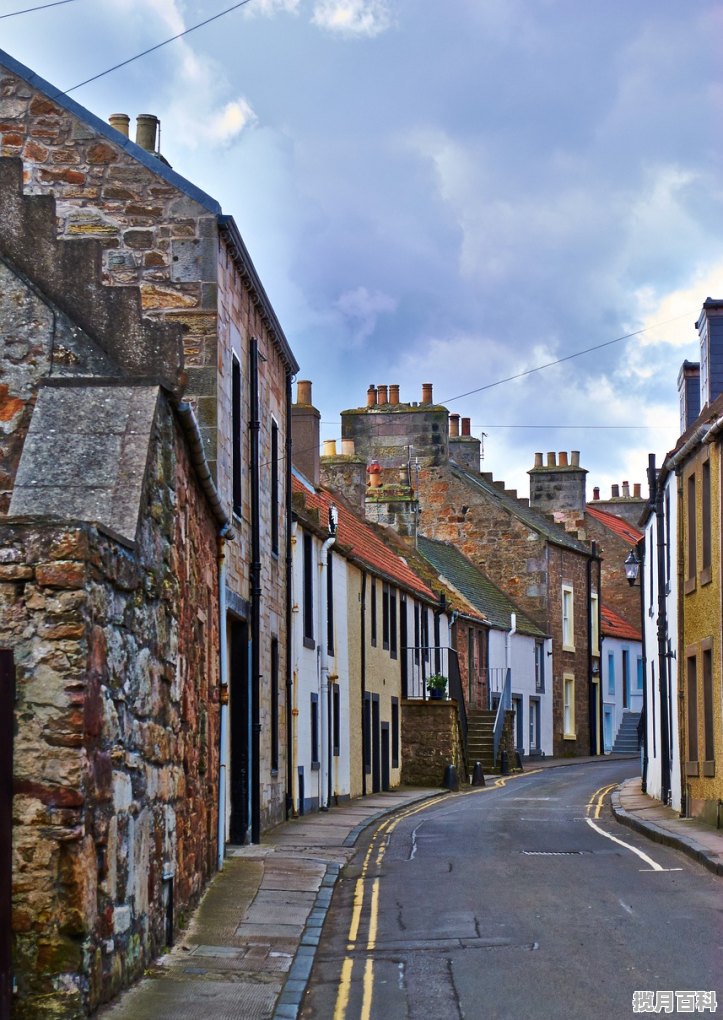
[486,667,509,711]
[492,668,512,768]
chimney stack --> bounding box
[529,450,587,513]
[109,113,130,137]
[292,379,320,485]
[135,114,159,153]
[421,383,433,405]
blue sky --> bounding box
[3,0,722,497]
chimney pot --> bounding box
[449,414,460,437]
[389,384,400,406]
[611,484,620,498]
[323,440,337,457]
[547,452,556,467]
[559,451,569,467]
[367,385,377,407]
[571,450,580,467]
[341,439,355,456]
[622,480,630,498]
[109,113,130,137]
[296,379,312,405]
[593,486,600,500]
[633,483,641,498]
[135,114,159,152]
[377,384,388,405]
[421,383,433,405]
[534,452,543,468]
[461,417,471,437]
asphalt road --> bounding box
[301,761,722,1020]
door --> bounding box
[529,698,540,753]
[1,650,14,1020]
[381,724,390,792]
[229,620,250,844]
[512,695,523,752]
[603,707,613,752]
[372,697,381,793]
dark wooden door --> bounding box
[0,650,15,1020]
[229,621,250,844]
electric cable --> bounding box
[56,0,254,96]
[0,0,79,18]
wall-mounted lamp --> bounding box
[624,548,641,587]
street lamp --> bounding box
[624,548,640,587]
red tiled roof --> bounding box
[586,504,642,545]
[292,476,436,602]
[601,604,641,642]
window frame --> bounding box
[303,532,315,649]
[562,585,575,652]
[563,673,575,739]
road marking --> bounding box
[333,958,354,1020]
[409,821,424,861]
[585,783,682,872]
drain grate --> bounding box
[521,850,587,856]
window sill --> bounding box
[685,761,699,777]
[684,577,697,596]
[562,644,575,654]
[311,761,320,771]
[700,567,712,587]
[703,761,715,778]
[563,733,576,741]
[303,637,315,650]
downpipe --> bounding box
[318,534,336,810]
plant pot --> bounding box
[429,688,445,700]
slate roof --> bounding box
[586,504,642,545]
[417,535,546,638]
[601,605,641,642]
[450,463,590,554]
[291,471,437,603]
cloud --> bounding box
[203,98,258,146]
[244,0,301,15]
[335,286,397,344]
[311,0,392,37]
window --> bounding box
[382,583,390,650]
[303,533,314,648]
[390,587,397,659]
[363,692,372,774]
[413,603,420,664]
[421,608,429,661]
[332,683,340,757]
[391,697,399,768]
[433,609,440,672]
[270,638,279,773]
[687,654,698,764]
[702,644,714,765]
[534,641,545,693]
[622,649,630,709]
[270,419,279,555]
[607,653,615,697]
[232,355,242,516]
[310,692,319,769]
[686,473,697,590]
[590,593,599,656]
[563,674,575,738]
[664,490,671,589]
[468,629,475,701]
[327,551,334,655]
[371,579,377,646]
[562,586,574,651]
[701,459,711,583]
[636,656,643,692]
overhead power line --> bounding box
[0,0,79,17]
[440,310,694,405]
[58,0,254,96]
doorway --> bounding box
[381,724,390,792]
[512,695,523,753]
[229,619,250,844]
[372,696,381,793]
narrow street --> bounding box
[301,762,722,1020]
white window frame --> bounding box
[563,673,575,739]
[562,585,575,652]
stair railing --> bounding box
[492,668,512,767]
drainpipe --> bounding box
[216,524,232,871]
[637,536,648,793]
[318,522,337,810]
[587,542,601,756]
[285,372,294,818]
[505,612,517,674]
[250,339,261,842]
[649,454,671,805]
[361,571,367,796]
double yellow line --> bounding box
[587,782,616,819]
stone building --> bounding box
[0,46,299,851]
[0,159,223,1016]
[0,45,299,1018]
[333,383,601,757]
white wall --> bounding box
[601,635,643,752]
[488,628,553,757]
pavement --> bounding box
[99,756,722,1020]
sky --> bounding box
[3,0,723,499]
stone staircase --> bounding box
[612,711,641,754]
[467,709,497,772]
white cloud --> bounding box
[203,98,258,145]
[244,0,301,15]
[312,0,392,37]
[335,286,397,344]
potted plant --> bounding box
[426,673,448,700]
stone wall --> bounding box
[401,700,464,787]
[1,398,220,1019]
